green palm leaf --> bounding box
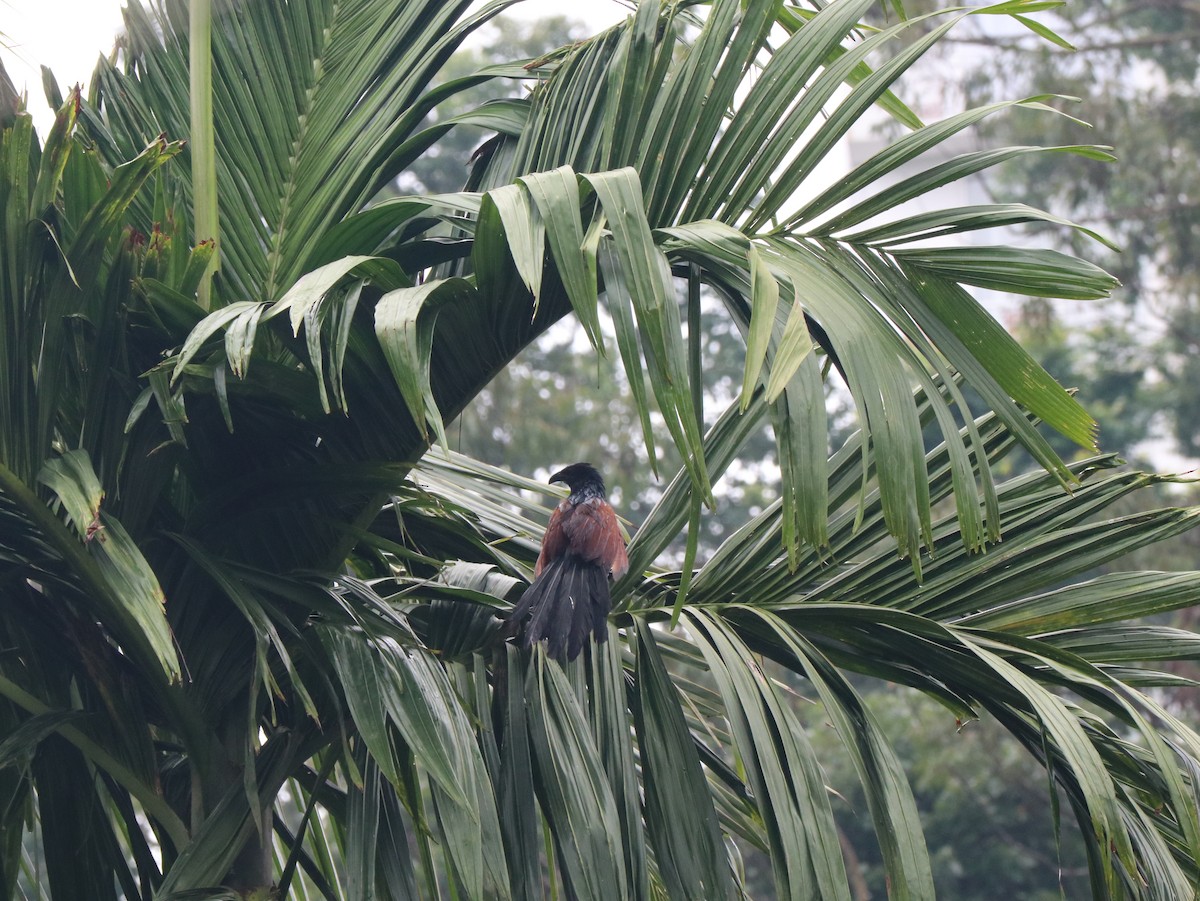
[87,0,518,302]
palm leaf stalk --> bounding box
[189,0,219,308]
[2,0,1196,898]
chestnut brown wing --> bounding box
[560,497,628,578]
[607,526,629,580]
[535,502,569,576]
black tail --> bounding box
[508,555,611,661]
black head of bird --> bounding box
[549,461,605,498]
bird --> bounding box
[508,462,628,661]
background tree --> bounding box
[882,0,1200,464]
[3,1,1200,900]
[397,15,586,197]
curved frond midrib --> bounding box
[263,0,342,301]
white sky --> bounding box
[1,1,125,104]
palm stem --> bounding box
[190,0,219,309]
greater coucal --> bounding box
[508,462,628,661]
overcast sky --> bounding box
[2,0,125,105]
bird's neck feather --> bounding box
[570,483,605,504]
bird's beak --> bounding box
[548,468,565,485]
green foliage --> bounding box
[814,688,1092,900]
[2,2,1199,900]
[894,0,1200,463]
[397,15,587,196]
